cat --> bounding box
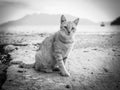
[19,15,79,77]
[34,15,79,76]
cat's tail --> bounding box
[10,61,35,69]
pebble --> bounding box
[65,84,71,89]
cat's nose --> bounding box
[68,31,70,34]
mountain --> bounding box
[0,13,97,27]
[111,16,120,25]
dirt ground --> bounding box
[1,32,120,90]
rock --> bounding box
[103,67,109,73]
[0,64,8,89]
[4,45,17,53]
[0,54,12,64]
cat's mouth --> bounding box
[67,32,71,35]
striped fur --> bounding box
[35,15,79,76]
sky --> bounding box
[0,0,120,24]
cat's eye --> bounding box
[64,26,67,29]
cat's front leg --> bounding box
[55,54,70,77]
[58,60,70,77]
[63,57,67,64]
[53,57,67,71]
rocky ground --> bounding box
[0,33,120,90]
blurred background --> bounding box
[0,0,120,34]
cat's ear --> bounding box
[61,15,66,24]
[73,18,79,25]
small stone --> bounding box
[93,48,97,50]
[72,79,75,81]
[83,50,89,52]
[17,70,26,73]
[65,84,71,89]
[91,72,93,74]
[8,79,13,82]
[103,67,108,72]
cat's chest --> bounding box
[53,40,72,56]
[52,31,74,57]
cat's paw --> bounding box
[53,65,60,71]
[59,71,70,77]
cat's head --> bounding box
[60,15,79,36]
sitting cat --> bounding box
[34,15,79,76]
